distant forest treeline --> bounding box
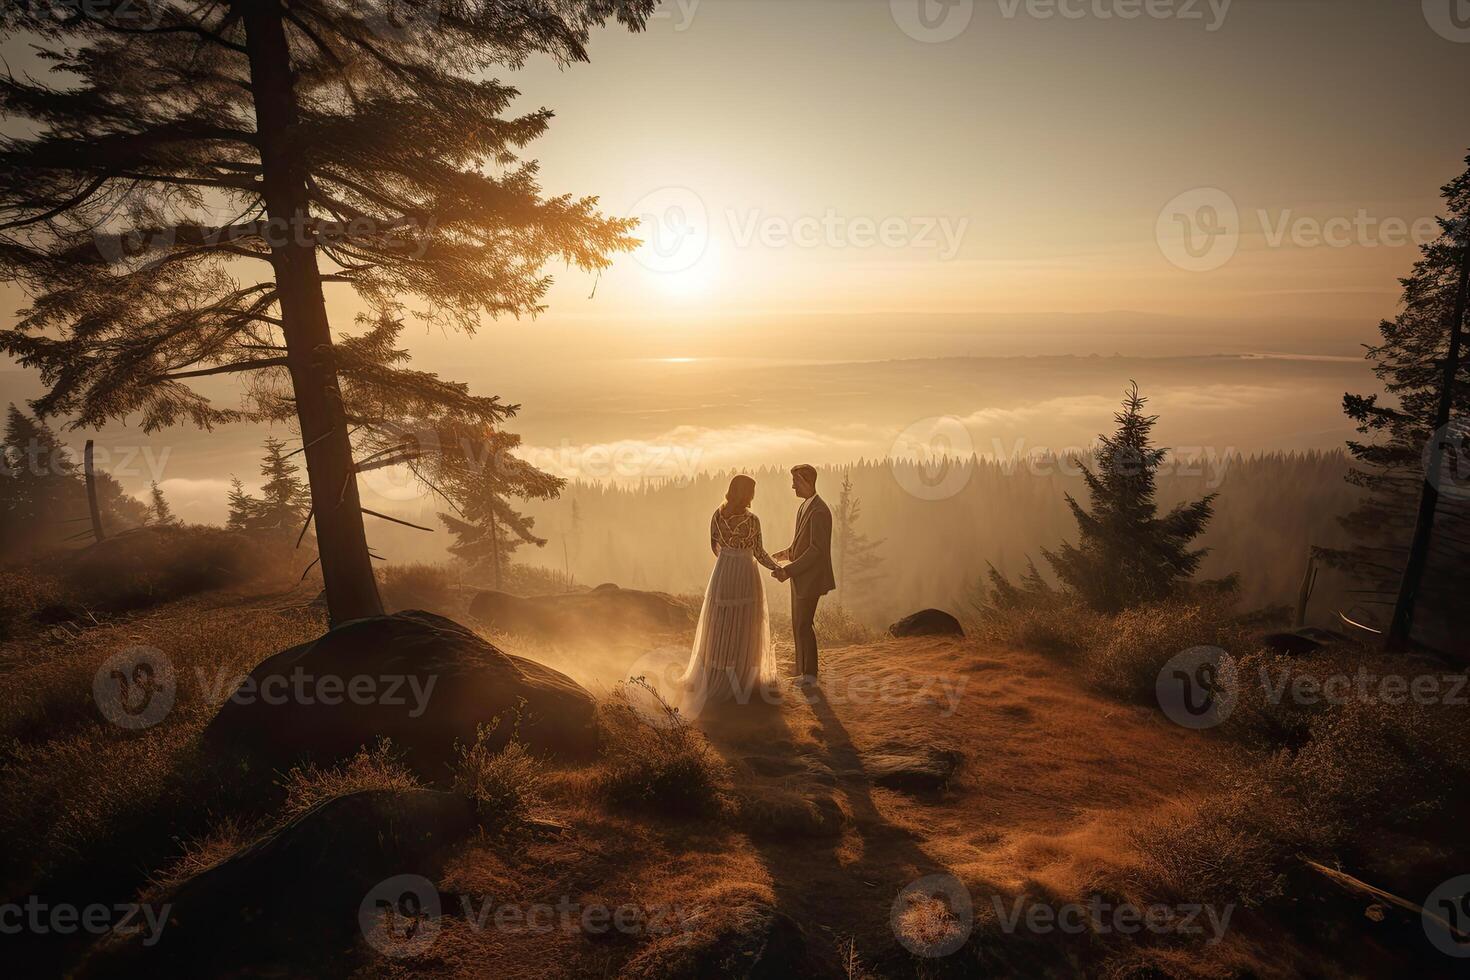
[519,451,1365,628]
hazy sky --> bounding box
[2,0,1467,522]
[499,0,1470,325]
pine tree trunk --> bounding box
[1388,241,1470,649]
[489,509,502,590]
[240,0,383,626]
[83,439,105,543]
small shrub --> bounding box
[816,603,875,646]
[277,739,420,822]
[452,724,545,831]
[1128,780,1291,910]
[977,601,1102,661]
[1086,596,1247,702]
[596,678,728,815]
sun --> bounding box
[641,236,720,299]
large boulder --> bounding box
[888,608,965,638]
[78,788,477,977]
[469,585,696,641]
[202,610,598,777]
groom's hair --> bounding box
[791,464,817,485]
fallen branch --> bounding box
[1302,857,1467,941]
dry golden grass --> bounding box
[279,739,422,822]
[144,814,249,897]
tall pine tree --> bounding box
[439,428,563,588]
[251,435,311,537]
[225,477,254,532]
[1043,383,1217,612]
[146,481,177,525]
[1318,152,1470,650]
[833,471,884,609]
[0,1,654,624]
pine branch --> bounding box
[361,508,435,533]
[150,357,289,382]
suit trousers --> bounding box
[790,585,820,677]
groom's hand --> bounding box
[772,548,790,561]
[772,566,789,582]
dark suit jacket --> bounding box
[785,495,836,598]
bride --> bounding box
[678,474,781,717]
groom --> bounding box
[771,464,835,682]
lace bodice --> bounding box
[710,508,780,570]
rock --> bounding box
[619,896,807,979]
[469,585,697,641]
[860,746,963,792]
[32,603,87,626]
[201,610,598,778]
[77,788,477,977]
[888,608,965,638]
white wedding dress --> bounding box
[678,507,780,717]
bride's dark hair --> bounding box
[723,474,756,513]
